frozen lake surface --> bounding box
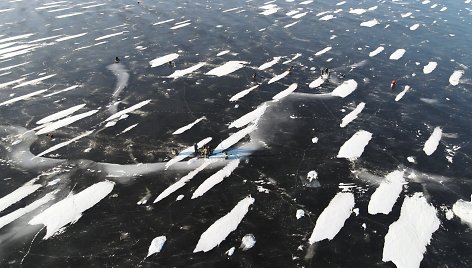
[0,0,471,267]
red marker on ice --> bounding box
[390,79,397,91]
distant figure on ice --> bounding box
[390,79,397,91]
[194,143,198,156]
[321,68,330,79]
[168,61,175,67]
[288,66,294,75]
[46,133,54,140]
[252,72,257,81]
[115,57,120,63]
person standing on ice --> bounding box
[390,79,397,91]
[194,143,198,156]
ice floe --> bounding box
[349,8,367,15]
[150,53,179,68]
[331,79,358,98]
[36,110,98,135]
[29,181,115,239]
[319,14,335,21]
[168,62,206,79]
[0,192,55,230]
[369,46,384,57]
[0,179,41,213]
[309,192,355,243]
[337,130,372,160]
[229,103,267,128]
[105,100,151,122]
[395,85,411,101]
[423,127,442,156]
[360,19,379,27]
[193,196,254,252]
[35,130,93,158]
[173,116,205,135]
[147,236,166,257]
[192,159,240,199]
[258,56,281,70]
[368,171,405,215]
[229,85,259,102]
[410,23,420,31]
[240,234,256,250]
[37,104,86,125]
[0,89,47,106]
[268,71,289,84]
[340,102,365,128]
[272,83,298,101]
[449,70,464,86]
[389,49,406,60]
[315,46,332,56]
[452,195,472,227]
[423,62,437,74]
[382,193,440,268]
[309,77,325,88]
[206,61,248,77]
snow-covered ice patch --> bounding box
[389,49,406,60]
[168,62,206,79]
[449,70,464,86]
[382,193,440,268]
[410,23,420,31]
[35,131,93,158]
[315,46,332,56]
[309,77,325,88]
[319,14,335,21]
[272,83,298,101]
[360,19,379,27]
[296,209,305,219]
[331,79,358,98]
[216,50,230,56]
[36,104,86,125]
[150,53,179,68]
[369,46,384,57]
[423,127,442,156]
[192,160,240,199]
[258,56,281,70]
[29,181,115,239]
[423,62,437,74]
[368,171,405,215]
[337,130,372,160]
[395,85,411,101]
[147,236,166,257]
[173,116,205,134]
[105,100,151,122]
[240,234,256,250]
[193,196,254,252]
[229,103,267,129]
[206,61,248,77]
[0,179,41,213]
[309,192,355,243]
[268,71,289,84]
[340,102,365,128]
[230,85,259,102]
[452,195,472,227]
[213,123,257,154]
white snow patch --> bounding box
[216,50,230,56]
[147,236,166,257]
[423,62,437,74]
[150,53,179,68]
[360,19,379,27]
[0,89,47,106]
[0,192,55,229]
[105,100,151,122]
[410,23,420,31]
[206,61,248,77]
[315,46,332,56]
[368,171,405,215]
[35,131,93,158]
[401,12,413,18]
[449,70,464,86]
[36,104,86,125]
[12,74,56,89]
[170,22,192,30]
[193,196,254,252]
[240,234,256,250]
[349,8,367,15]
[0,179,41,213]
[331,79,358,98]
[192,160,240,199]
[389,49,406,60]
[43,85,81,97]
[340,102,365,128]
[29,181,115,239]
[369,46,384,57]
[292,12,307,19]
[382,193,440,268]
[395,85,411,101]
[55,32,87,42]
[229,103,267,129]
[173,116,205,134]
[258,57,281,70]
[226,247,235,256]
[229,85,259,102]
[337,130,372,160]
[296,209,305,219]
[272,83,298,101]
[453,196,472,226]
[268,71,289,84]
[36,110,98,135]
[213,123,257,154]
[168,62,206,79]
[423,127,442,156]
[319,14,335,21]
[309,77,325,88]
[309,192,355,243]
[55,12,84,19]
